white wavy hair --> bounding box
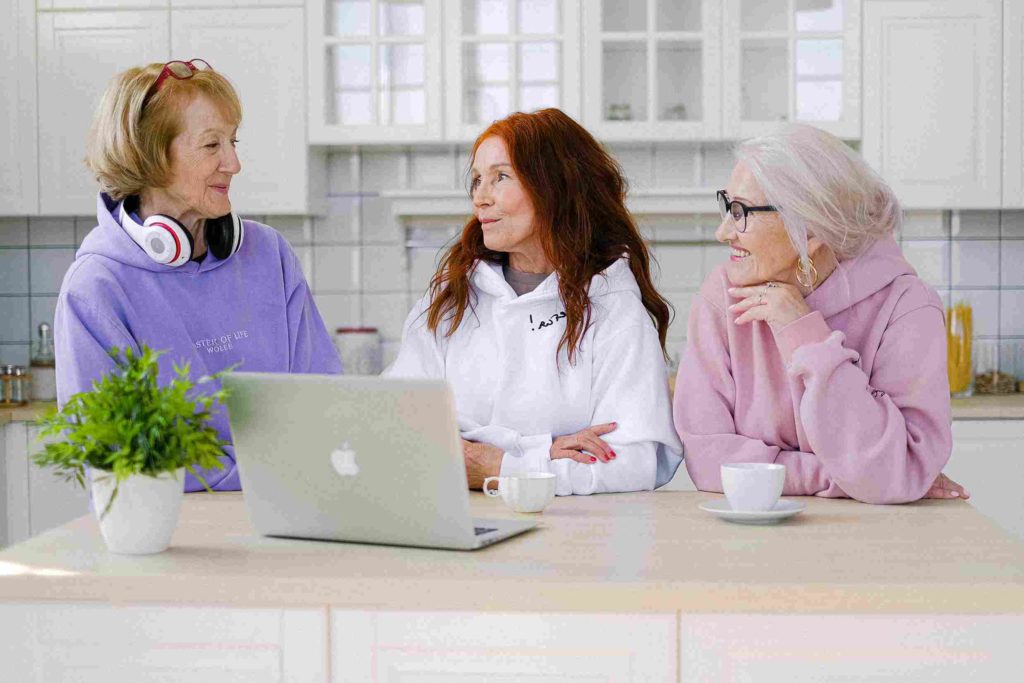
[735,124,901,266]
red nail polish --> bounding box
[589,456,597,462]
[610,451,617,459]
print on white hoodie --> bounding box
[386,257,684,496]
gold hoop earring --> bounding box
[796,257,818,288]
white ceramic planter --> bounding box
[90,467,185,555]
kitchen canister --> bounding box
[30,322,57,402]
[335,327,382,375]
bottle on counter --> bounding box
[31,322,57,402]
[335,327,383,375]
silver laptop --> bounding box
[222,372,536,550]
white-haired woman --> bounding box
[674,124,966,504]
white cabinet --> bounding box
[331,610,677,682]
[582,0,722,141]
[446,0,581,142]
[2,422,91,549]
[308,0,444,144]
[722,0,861,139]
[0,603,326,682]
[37,0,167,7]
[1005,0,1024,208]
[0,0,38,215]
[944,420,1024,543]
[172,7,318,214]
[862,0,1002,208]
[37,11,170,216]
[680,614,1024,681]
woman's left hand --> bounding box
[923,473,970,500]
[461,439,504,490]
[728,282,812,331]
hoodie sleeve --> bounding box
[674,294,841,496]
[55,291,138,408]
[500,323,684,496]
[282,243,342,375]
[776,306,952,504]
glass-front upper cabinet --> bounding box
[308,0,443,142]
[444,0,581,141]
[722,0,860,138]
[581,0,722,141]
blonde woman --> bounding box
[674,124,966,504]
[56,60,340,491]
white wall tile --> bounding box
[265,215,311,247]
[409,150,455,189]
[953,210,1000,238]
[0,344,30,366]
[901,240,949,287]
[951,240,1000,287]
[0,298,30,343]
[1000,290,1024,337]
[313,245,361,293]
[313,293,361,331]
[408,247,442,295]
[901,211,948,238]
[362,292,411,341]
[362,245,407,292]
[456,149,472,185]
[1000,241,1024,287]
[316,196,361,244]
[360,197,403,244]
[652,245,704,290]
[75,217,95,247]
[28,218,75,246]
[0,250,29,295]
[1001,211,1024,237]
[29,249,76,295]
[361,151,407,191]
[328,151,359,194]
[949,289,999,337]
[702,145,735,188]
[648,214,709,242]
[998,339,1024,379]
[0,218,28,247]
[30,296,58,334]
[291,246,314,284]
[652,145,697,187]
[610,146,652,191]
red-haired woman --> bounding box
[386,108,683,496]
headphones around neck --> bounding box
[119,197,244,267]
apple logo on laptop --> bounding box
[330,442,360,477]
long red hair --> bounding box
[426,108,671,364]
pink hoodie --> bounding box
[673,236,952,504]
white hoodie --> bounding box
[386,257,684,496]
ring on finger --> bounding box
[766,281,779,289]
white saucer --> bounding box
[698,499,806,525]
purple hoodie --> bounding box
[55,193,342,491]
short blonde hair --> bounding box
[86,62,243,200]
[736,124,901,265]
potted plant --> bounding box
[34,345,229,555]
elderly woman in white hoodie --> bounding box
[386,108,682,496]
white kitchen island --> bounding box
[0,490,1022,682]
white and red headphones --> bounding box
[119,196,244,267]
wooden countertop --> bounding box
[1,491,1022,614]
[0,401,55,426]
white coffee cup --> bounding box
[482,473,556,513]
[721,463,785,512]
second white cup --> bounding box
[721,463,785,512]
[482,473,556,513]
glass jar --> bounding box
[946,301,972,397]
[974,341,1017,395]
[335,327,383,375]
[31,322,57,402]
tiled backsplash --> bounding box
[2,145,1023,377]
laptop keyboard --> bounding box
[474,526,497,536]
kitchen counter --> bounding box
[0,401,54,426]
[1,490,1022,614]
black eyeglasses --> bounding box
[716,190,777,233]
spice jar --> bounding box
[2,366,31,405]
[335,327,382,375]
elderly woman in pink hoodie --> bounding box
[674,124,966,504]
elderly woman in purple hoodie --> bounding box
[674,124,966,504]
[55,60,340,492]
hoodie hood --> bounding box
[804,236,916,319]
[469,256,641,302]
[80,192,234,274]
